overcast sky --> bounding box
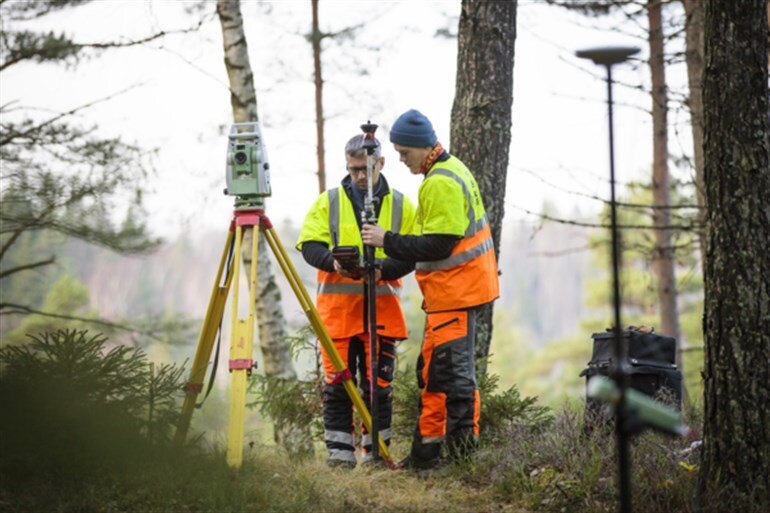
[2,0,693,241]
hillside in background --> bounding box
[24,210,594,342]
[0,206,598,406]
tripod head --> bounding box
[359,121,379,228]
[224,122,272,210]
[360,121,379,156]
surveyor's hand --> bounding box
[334,259,362,279]
[361,224,386,248]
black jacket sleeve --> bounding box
[383,232,461,262]
[380,257,415,281]
[301,241,335,272]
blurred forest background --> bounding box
[1,1,767,512]
[0,0,708,411]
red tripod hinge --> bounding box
[259,214,273,230]
[235,211,261,227]
[182,382,203,394]
[229,359,254,371]
[330,368,353,384]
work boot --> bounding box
[326,457,356,470]
[396,454,448,471]
[360,454,388,471]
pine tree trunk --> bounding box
[311,0,326,194]
[647,1,682,364]
[683,0,706,260]
[450,0,516,377]
[216,0,312,456]
[697,1,770,509]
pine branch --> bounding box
[0,84,142,147]
[0,302,165,342]
[509,204,701,231]
[0,20,209,72]
[517,167,701,210]
[74,18,208,51]
[0,256,56,279]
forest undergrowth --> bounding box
[0,329,708,513]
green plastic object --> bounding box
[587,376,688,436]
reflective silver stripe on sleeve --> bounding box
[325,430,355,446]
[390,190,403,234]
[376,283,402,296]
[421,435,445,445]
[426,168,475,236]
[361,428,392,446]
[318,282,363,295]
[415,237,494,272]
[474,214,488,232]
[327,448,357,463]
[317,282,401,296]
[328,188,340,243]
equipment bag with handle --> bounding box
[580,327,683,422]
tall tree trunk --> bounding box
[697,1,769,510]
[311,0,326,194]
[683,0,706,260]
[450,0,517,376]
[647,1,682,365]
[216,0,311,456]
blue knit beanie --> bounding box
[389,109,437,147]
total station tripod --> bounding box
[173,122,393,468]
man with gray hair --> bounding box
[296,133,416,467]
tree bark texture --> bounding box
[216,0,310,454]
[683,0,706,258]
[450,0,516,377]
[311,0,326,194]
[697,1,770,510]
[647,1,682,361]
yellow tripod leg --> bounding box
[262,226,393,464]
[226,225,259,468]
[174,230,235,446]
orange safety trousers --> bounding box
[320,334,395,463]
[411,308,481,464]
[321,334,395,388]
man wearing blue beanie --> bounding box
[363,109,500,470]
[388,109,438,149]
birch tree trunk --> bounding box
[647,0,682,367]
[450,0,517,376]
[697,1,769,509]
[216,0,311,456]
[311,0,326,194]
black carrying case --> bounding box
[580,329,683,409]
